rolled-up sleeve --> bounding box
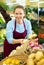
[6,21,14,44]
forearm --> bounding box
[12,39,20,44]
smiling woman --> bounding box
[4,5,32,57]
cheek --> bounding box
[14,15,17,17]
[14,15,18,19]
[20,15,24,18]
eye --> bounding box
[15,13,18,15]
[20,13,22,15]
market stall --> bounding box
[0,0,44,64]
[0,33,44,65]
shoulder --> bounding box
[6,19,15,27]
[7,19,15,25]
[24,18,31,25]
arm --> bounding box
[12,39,23,44]
[26,20,32,38]
[6,20,14,44]
[6,20,23,44]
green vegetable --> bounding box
[0,17,4,24]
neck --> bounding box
[16,20,23,24]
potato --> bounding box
[11,59,20,65]
[9,50,16,56]
[23,39,28,44]
[27,58,34,65]
[34,58,37,64]
[37,59,44,65]
[3,58,12,64]
[3,58,20,65]
[28,34,37,39]
[28,53,35,59]
[35,51,43,61]
[16,46,21,51]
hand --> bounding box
[19,39,24,44]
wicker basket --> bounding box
[0,53,28,65]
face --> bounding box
[14,8,25,22]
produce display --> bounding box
[0,5,44,65]
[0,33,44,65]
[27,50,44,65]
[28,33,37,39]
[0,54,27,65]
[0,29,6,39]
[25,7,38,34]
[0,29,6,45]
[0,6,11,45]
[39,16,44,22]
[0,44,44,65]
[0,13,5,24]
[0,6,11,23]
[3,58,21,65]
[0,17,5,24]
[9,33,40,57]
[9,39,29,56]
[39,8,44,43]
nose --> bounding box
[17,14,21,18]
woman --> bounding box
[4,5,32,57]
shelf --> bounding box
[39,1,44,4]
[29,2,38,7]
[30,0,38,2]
[38,1,44,8]
[39,16,44,22]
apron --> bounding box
[4,20,27,57]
